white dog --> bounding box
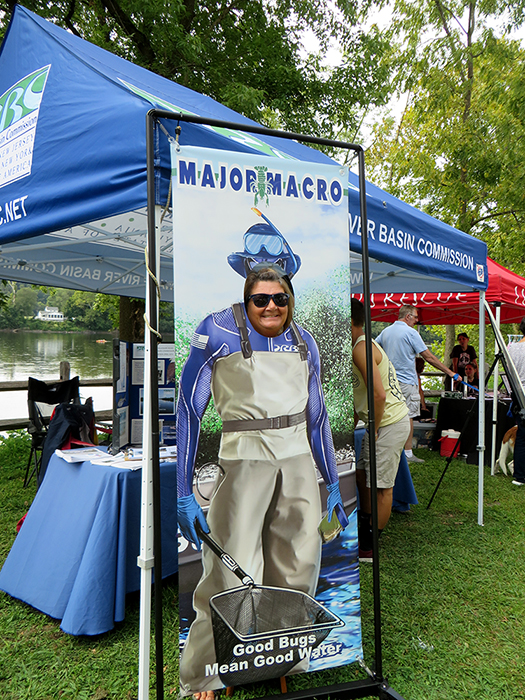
[495,425,517,475]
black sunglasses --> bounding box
[248,293,290,308]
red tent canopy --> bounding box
[354,258,525,325]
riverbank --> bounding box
[0,331,114,424]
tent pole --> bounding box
[138,111,163,700]
[356,147,384,681]
[490,303,501,475]
[478,291,486,526]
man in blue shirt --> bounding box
[376,305,459,463]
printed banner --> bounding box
[172,145,362,696]
[347,173,488,291]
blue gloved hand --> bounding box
[177,494,209,550]
[326,482,349,530]
[453,373,461,382]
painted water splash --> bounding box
[309,519,363,671]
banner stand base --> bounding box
[226,677,407,700]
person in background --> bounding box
[375,305,459,464]
[463,363,479,397]
[450,332,478,389]
[415,356,431,419]
[351,299,410,560]
[507,318,525,486]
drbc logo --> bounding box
[0,65,51,190]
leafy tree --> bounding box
[0,283,40,326]
[0,280,11,311]
[13,286,39,317]
[0,304,23,329]
[63,290,116,330]
[0,0,394,155]
[91,292,120,328]
[45,287,73,311]
[366,0,525,272]
[35,287,49,307]
[159,300,175,335]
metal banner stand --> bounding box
[141,109,407,700]
[490,303,502,475]
[138,128,164,700]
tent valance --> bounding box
[352,258,525,325]
[348,175,487,293]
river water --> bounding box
[0,330,114,420]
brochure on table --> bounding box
[113,340,177,450]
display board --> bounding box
[112,340,177,450]
[172,144,362,696]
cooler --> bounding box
[439,429,461,457]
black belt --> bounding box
[222,409,307,433]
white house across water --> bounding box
[35,307,65,322]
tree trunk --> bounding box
[119,297,145,342]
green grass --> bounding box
[1,434,525,699]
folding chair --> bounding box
[24,376,80,487]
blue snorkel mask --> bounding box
[227,208,301,279]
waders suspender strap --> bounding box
[232,304,308,362]
[232,303,252,358]
[289,320,308,361]
[224,304,309,433]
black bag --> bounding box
[38,400,95,486]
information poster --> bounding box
[112,341,177,449]
[172,145,362,696]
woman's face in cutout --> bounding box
[246,280,288,337]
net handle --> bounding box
[195,519,255,586]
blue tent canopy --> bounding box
[0,5,488,299]
[348,175,487,292]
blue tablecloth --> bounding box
[0,453,178,636]
[354,428,418,512]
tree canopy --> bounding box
[366,0,525,273]
[0,0,394,154]
[5,1,525,278]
